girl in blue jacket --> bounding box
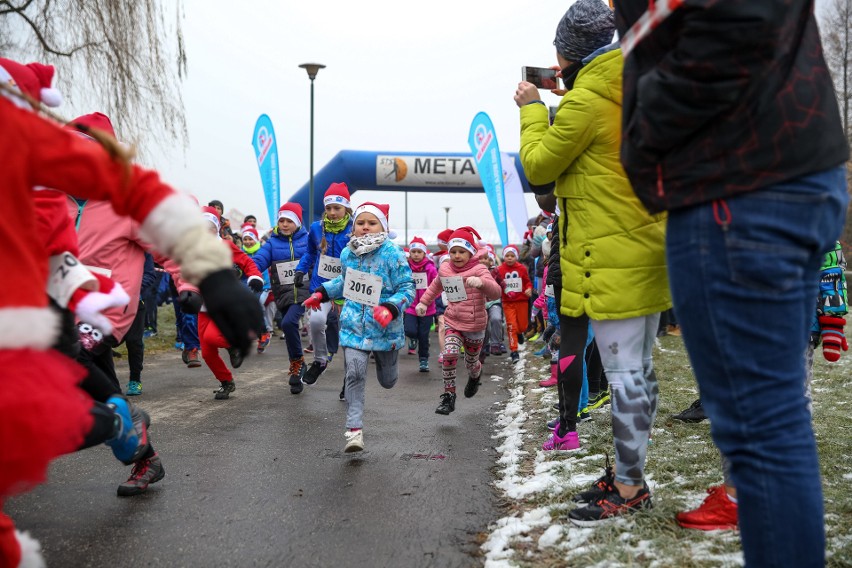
[295,182,353,389]
[304,202,414,453]
[252,203,311,393]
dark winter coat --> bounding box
[616,0,850,213]
[252,227,311,310]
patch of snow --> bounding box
[482,508,552,567]
[538,525,563,549]
[842,473,852,481]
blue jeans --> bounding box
[278,303,305,360]
[666,167,848,568]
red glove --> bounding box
[819,315,848,362]
[303,292,323,310]
[373,305,393,328]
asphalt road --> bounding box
[8,336,512,568]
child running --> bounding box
[404,236,438,372]
[303,202,414,453]
[416,227,501,415]
[251,203,311,394]
[295,182,353,386]
[240,223,273,353]
[197,207,264,400]
[496,245,533,364]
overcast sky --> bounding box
[144,0,576,239]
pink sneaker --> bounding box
[539,363,557,387]
[542,430,580,451]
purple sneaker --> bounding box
[542,430,580,451]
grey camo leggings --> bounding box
[591,313,660,486]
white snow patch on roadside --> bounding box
[482,508,552,567]
[538,525,562,549]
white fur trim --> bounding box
[139,193,207,258]
[15,530,46,568]
[277,210,302,227]
[448,237,476,255]
[0,307,60,350]
[247,275,264,286]
[202,212,220,232]
[353,205,388,231]
[408,242,428,252]
[323,195,351,209]
[39,87,62,108]
[74,281,130,335]
[503,245,519,259]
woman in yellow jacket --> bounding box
[515,0,670,526]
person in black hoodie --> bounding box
[615,2,849,566]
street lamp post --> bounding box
[444,206,451,229]
[299,62,326,225]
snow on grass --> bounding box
[843,472,852,480]
[537,524,562,549]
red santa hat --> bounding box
[278,203,303,227]
[447,226,481,255]
[353,202,390,231]
[240,224,259,242]
[436,228,453,246]
[323,182,351,209]
[0,57,63,107]
[409,236,428,252]
[503,245,520,259]
[201,206,221,233]
[68,112,117,138]
[433,250,451,265]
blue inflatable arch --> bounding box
[286,150,532,225]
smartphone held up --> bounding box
[521,66,561,90]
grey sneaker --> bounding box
[117,453,165,497]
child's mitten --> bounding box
[373,306,393,329]
[819,315,848,361]
[465,276,483,289]
[303,292,324,310]
[415,303,427,317]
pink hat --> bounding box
[447,226,481,255]
[0,57,63,107]
[354,202,390,231]
[278,203,303,227]
[323,182,351,209]
[201,206,221,233]
[409,236,428,252]
[503,245,520,259]
[240,224,259,242]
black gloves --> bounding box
[248,278,264,293]
[178,290,203,314]
[293,271,305,287]
[198,269,264,357]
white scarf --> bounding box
[349,232,387,256]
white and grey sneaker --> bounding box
[344,429,364,453]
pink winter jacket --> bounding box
[405,257,438,316]
[419,250,501,333]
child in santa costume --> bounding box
[240,223,274,353]
[251,203,311,393]
[303,203,414,452]
[416,227,501,415]
[404,236,437,372]
[497,245,533,364]
[295,183,353,387]
[196,207,264,400]
[0,57,262,568]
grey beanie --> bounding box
[554,0,616,62]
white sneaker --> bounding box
[344,429,364,453]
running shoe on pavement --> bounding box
[257,332,271,353]
[435,392,456,415]
[227,347,244,369]
[419,358,429,373]
[344,429,364,453]
[214,380,235,400]
[185,348,202,368]
[302,360,327,385]
[289,358,305,394]
[117,453,165,497]
[126,380,142,396]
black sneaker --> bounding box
[568,483,652,526]
[117,453,165,497]
[227,347,244,369]
[435,392,456,415]
[289,358,305,394]
[577,408,591,422]
[572,460,615,504]
[214,380,235,400]
[518,333,525,345]
[464,378,481,398]
[302,361,326,385]
[672,399,706,423]
[588,389,611,410]
[510,351,520,364]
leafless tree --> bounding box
[821,0,852,143]
[0,0,187,152]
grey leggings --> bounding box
[343,348,398,429]
[591,314,660,486]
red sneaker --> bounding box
[676,485,738,530]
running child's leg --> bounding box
[199,313,232,383]
[374,350,399,389]
[442,330,462,393]
[344,348,370,429]
[417,315,431,360]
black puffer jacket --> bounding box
[616,0,849,214]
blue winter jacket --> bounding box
[322,239,415,352]
[252,226,310,309]
[296,218,353,292]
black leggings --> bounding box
[557,306,590,435]
[585,341,608,395]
